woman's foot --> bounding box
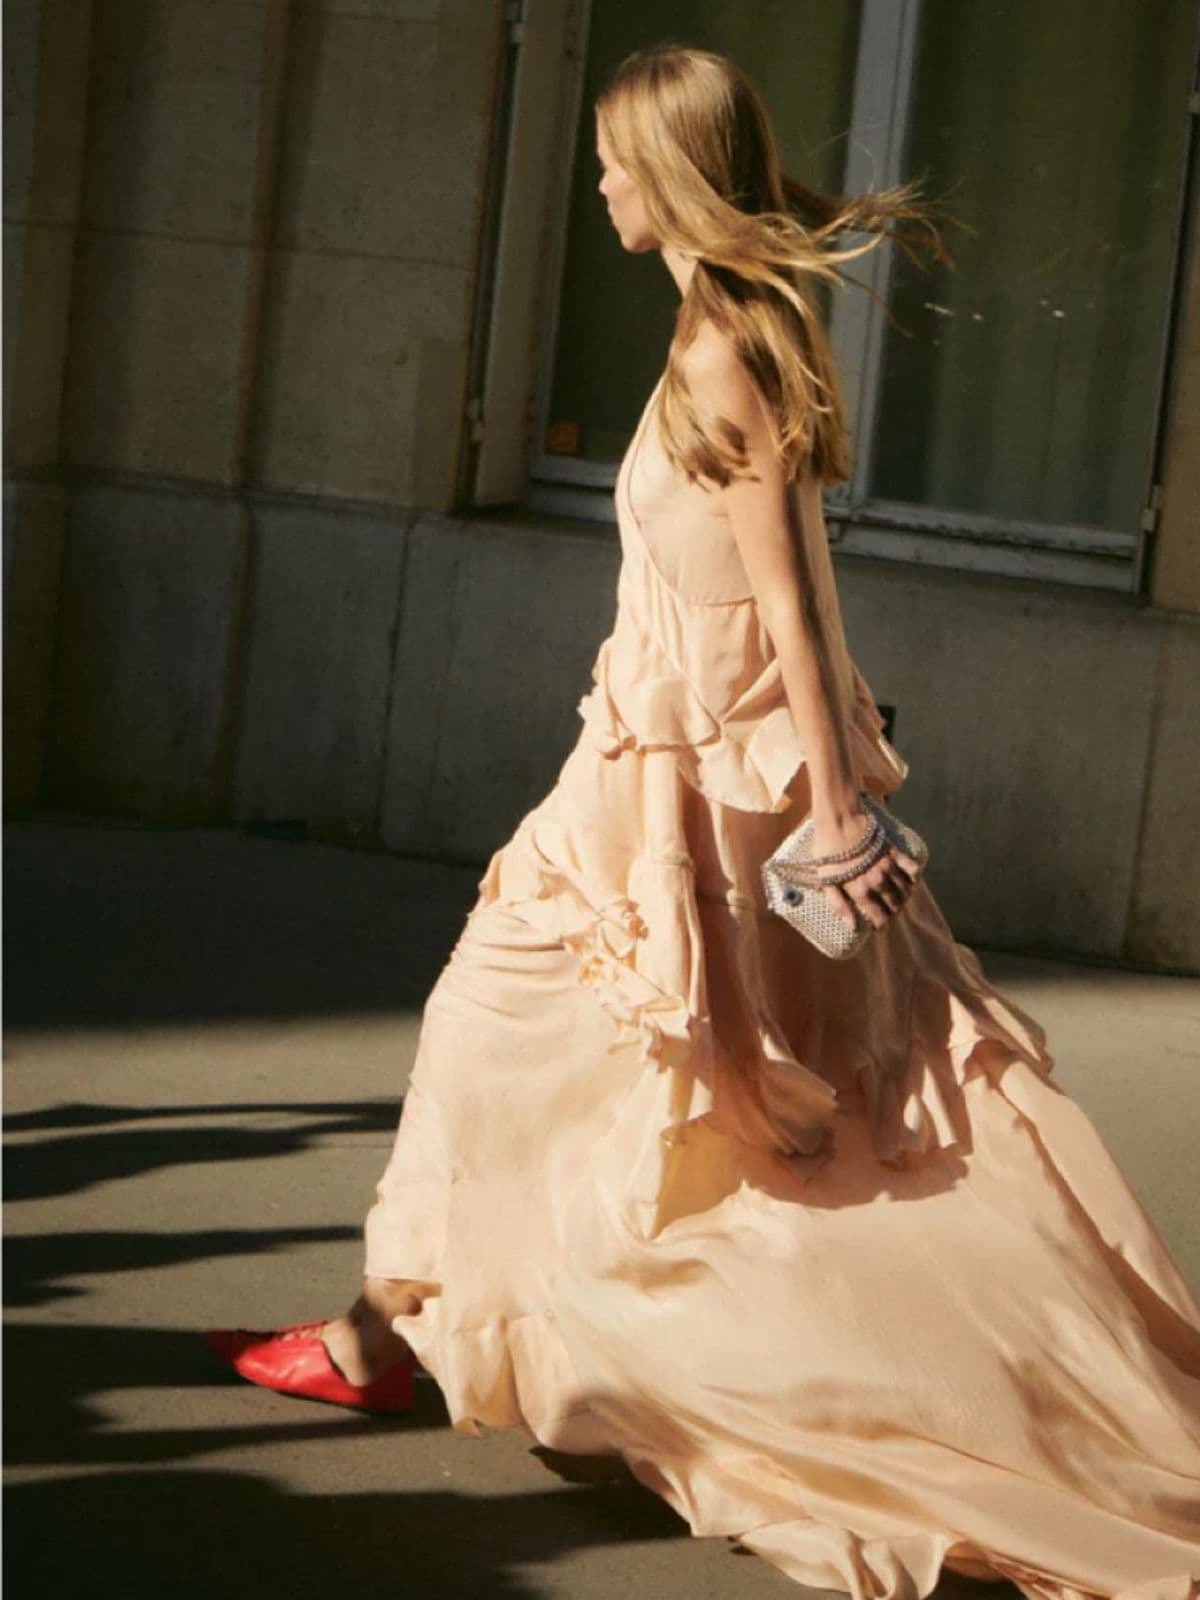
[203,1319,417,1413]
[204,1280,424,1412]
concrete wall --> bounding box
[4,0,1199,971]
[4,0,499,804]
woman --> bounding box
[207,44,1200,1600]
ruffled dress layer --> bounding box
[363,373,1200,1600]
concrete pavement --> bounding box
[5,820,1198,1599]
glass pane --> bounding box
[545,1,863,466]
[871,0,1194,532]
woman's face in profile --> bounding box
[596,120,656,254]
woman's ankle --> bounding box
[322,1309,412,1387]
[320,1318,404,1382]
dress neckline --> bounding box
[616,372,759,610]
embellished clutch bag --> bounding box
[761,791,930,961]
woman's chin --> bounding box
[608,221,657,255]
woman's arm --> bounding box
[679,332,917,927]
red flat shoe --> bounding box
[203,1321,416,1413]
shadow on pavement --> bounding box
[3,1098,402,1203]
[4,1226,363,1309]
[6,1467,687,1600]
[4,823,479,1029]
[3,1320,1013,1600]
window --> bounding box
[492,0,1197,592]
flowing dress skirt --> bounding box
[363,721,1200,1600]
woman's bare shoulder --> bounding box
[675,324,768,433]
[676,320,744,383]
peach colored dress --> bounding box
[363,372,1200,1600]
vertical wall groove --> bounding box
[216,0,296,818]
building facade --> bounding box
[4,0,1199,968]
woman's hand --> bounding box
[810,811,922,931]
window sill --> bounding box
[476,496,1200,623]
[497,483,1150,605]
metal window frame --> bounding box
[525,0,597,494]
[512,0,1189,594]
[824,0,923,518]
[466,0,592,504]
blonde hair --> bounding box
[595,43,951,487]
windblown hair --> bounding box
[595,43,952,487]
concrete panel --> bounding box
[431,0,502,113]
[1126,620,1200,970]
[4,2,91,465]
[274,9,489,268]
[835,556,1163,959]
[231,500,409,843]
[43,484,246,820]
[62,232,251,482]
[251,249,469,503]
[380,514,621,860]
[2,0,40,220]
[4,222,75,468]
[3,222,27,419]
[25,0,94,226]
[413,332,469,511]
[3,480,66,811]
[80,0,265,242]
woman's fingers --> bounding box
[820,842,923,933]
[825,882,860,929]
[885,854,918,903]
[875,875,905,915]
[889,847,922,883]
[837,875,888,930]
